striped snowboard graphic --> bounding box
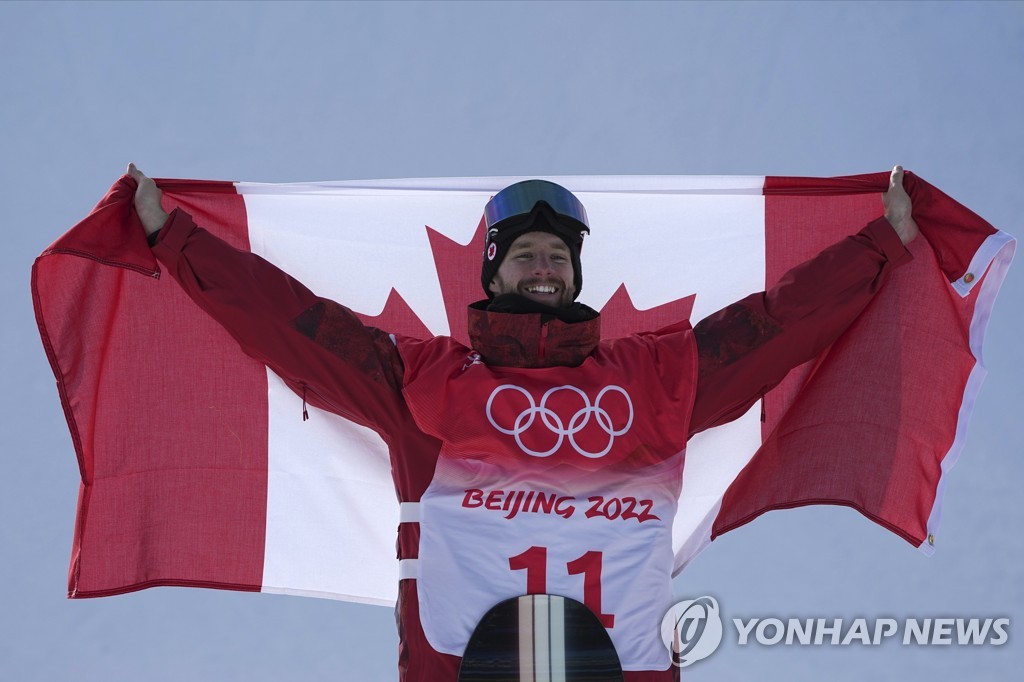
[459,595,623,682]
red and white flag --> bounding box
[33,172,1013,605]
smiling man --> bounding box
[128,166,916,681]
[489,231,577,304]
[481,180,588,311]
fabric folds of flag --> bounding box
[32,172,1014,604]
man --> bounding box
[129,164,917,681]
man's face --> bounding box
[488,231,577,308]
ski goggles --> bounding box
[483,180,590,238]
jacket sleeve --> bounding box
[688,217,912,436]
[150,208,409,438]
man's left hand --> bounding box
[883,165,919,245]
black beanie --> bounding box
[481,185,589,300]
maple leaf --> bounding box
[352,287,432,340]
[426,217,488,345]
[597,284,695,340]
[352,213,695,344]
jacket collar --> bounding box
[467,298,601,368]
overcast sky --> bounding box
[3,2,1022,680]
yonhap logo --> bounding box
[660,596,1010,669]
[660,596,724,667]
[485,383,633,458]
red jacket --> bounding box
[153,210,909,680]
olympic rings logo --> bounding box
[485,384,634,459]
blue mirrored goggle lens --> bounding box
[484,180,589,233]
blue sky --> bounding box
[3,2,1022,680]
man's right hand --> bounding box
[128,163,169,237]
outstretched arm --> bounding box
[689,165,915,435]
[128,164,409,437]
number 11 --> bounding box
[509,546,615,628]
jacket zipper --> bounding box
[538,322,548,363]
[299,381,372,427]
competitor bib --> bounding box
[399,325,696,670]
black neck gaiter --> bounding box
[478,294,599,324]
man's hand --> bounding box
[127,163,169,237]
[882,165,919,245]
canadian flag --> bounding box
[32,172,1013,605]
